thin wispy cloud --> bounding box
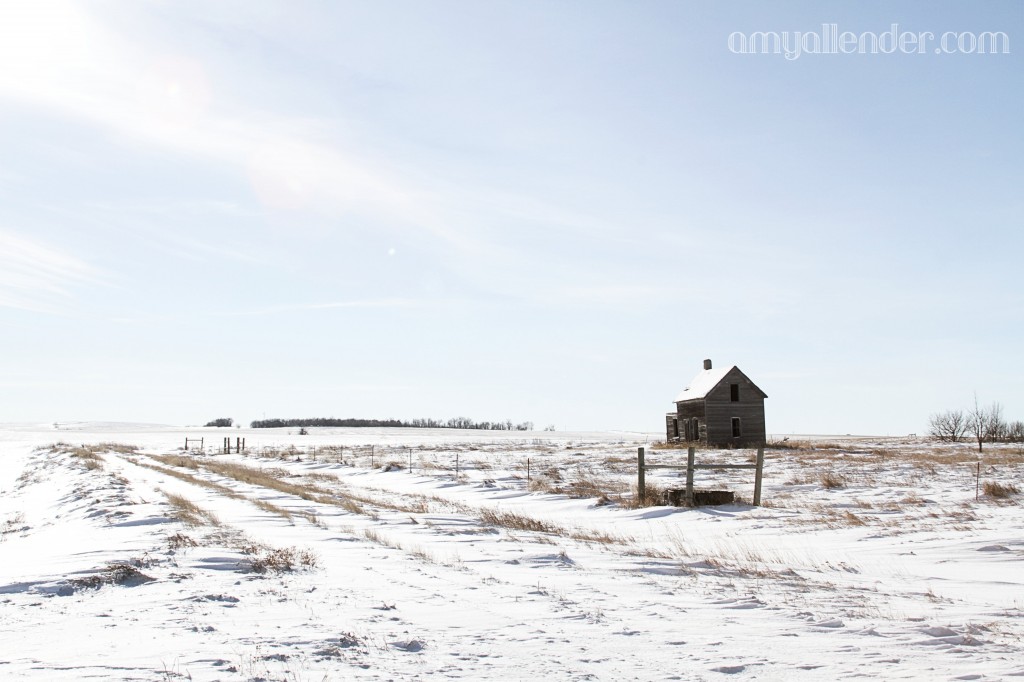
[43,201,266,266]
[552,284,679,307]
[0,2,622,273]
[228,298,421,317]
[0,230,102,313]
[0,3,447,244]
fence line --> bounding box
[637,446,764,506]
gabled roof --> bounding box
[674,365,767,402]
[674,366,735,402]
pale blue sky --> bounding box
[1,1,1020,434]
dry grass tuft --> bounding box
[529,471,620,501]
[820,471,847,489]
[252,498,293,521]
[50,442,139,470]
[563,475,617,500]
[568,527,629,545]
[479,508,554,534]
[163,491,221,527]
[650,440,693,450]
[167,531,199,550]
[70,561,154,590]
[361,527,408,552]
[619,482,670,509]
[68,448,104,470]
[94,442,139,454]
[239,543,318,573]
[339,497,366,515]
[302,512,326,528]
[151,454,200,470]
[842,510,867,526]
[305,472,340,483]
[1,512,27,540]
[528,476,555,493]
[409,545,436,563]
[81,457,104,471]
[983,481,1020,498]
[764,439,818,450]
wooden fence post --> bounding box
[976,461,981,500]
[753,447,764,506]
[455,452,459,477]
[685,447,696,505]
[527,457,530,483]
[637,447,646,503]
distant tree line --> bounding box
[250,417,538,431]
[204,418,234,428]
[928,396,1024,451]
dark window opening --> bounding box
[730,384,739,402]
[672,419,679,438]
[731,417,742,438]
[692,418,700,441]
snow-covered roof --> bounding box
[674,365,737,402]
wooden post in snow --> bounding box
[753,447,765,506]
[685,447,696,505]
[637,447,646,504]
[976,461,981,500]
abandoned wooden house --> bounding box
[665,359,767,447]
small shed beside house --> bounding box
[665,359,767,447]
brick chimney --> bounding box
[703,358,712,370]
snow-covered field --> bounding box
[1,423,1022,681]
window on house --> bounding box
[692,418,699,441]
[730,384,739,402]
[732,417,742,438]
[672,419,679,438]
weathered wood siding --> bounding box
[675,399,707,442]
[671,367,766,447]
[702,367,766,446]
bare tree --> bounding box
[927,409,967,442]
[987,403,1007,442]
[1007,420,1024,443]
[968,395,1003,453]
